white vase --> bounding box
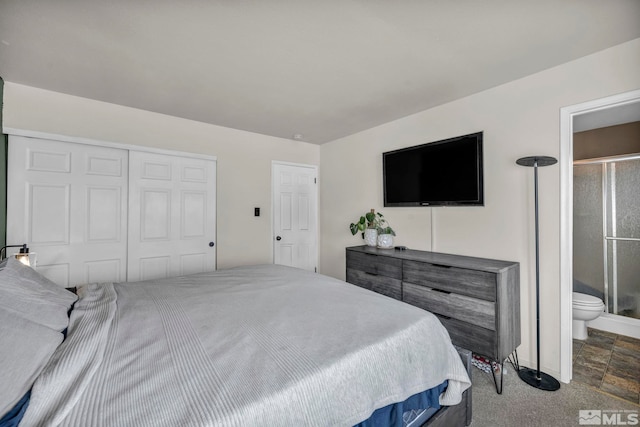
[364,228,378,247]
[377,234,394,249]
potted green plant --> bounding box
[375,215,396,248]
[349,209,395,247]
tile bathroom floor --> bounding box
[573,328,640,405]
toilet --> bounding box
[572,292,605,340]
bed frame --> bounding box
[422,346,472,427]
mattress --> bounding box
[21,264,471,426]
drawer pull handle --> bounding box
[432,263,451,269]
[431,288,451,294]
[366,272,378,276]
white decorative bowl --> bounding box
[377,234,394,249]
[364,229,378,247]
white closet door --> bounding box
[7,136,128,287]
[127,151,217,281]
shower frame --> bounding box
[574,154,640,316]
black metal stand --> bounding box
[515,156,561,392]
[491,359,505,394]
[518,367,561,391]
[0,244,29,260]
[485,350,523,394]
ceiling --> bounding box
[1,1,639,144]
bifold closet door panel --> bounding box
[127,151,217,282]
[7,136,129,287]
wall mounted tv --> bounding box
[383,132,484,207]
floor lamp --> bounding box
[516,155,561,391]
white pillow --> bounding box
[0,257,77,332]
[0,310,64,418]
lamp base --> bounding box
[518,368,561,391]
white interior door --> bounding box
[272,162,318,271]
[7,136,128,287]
[128,151,217,281]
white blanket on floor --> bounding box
[22,264,470,427]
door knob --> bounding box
[209,241,215,247]
[276,236,282,241]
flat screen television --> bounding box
[383,132,484,207]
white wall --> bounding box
[2,82,320,269]
[320,38,640,377]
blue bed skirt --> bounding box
[0,391,30,427]
[354,381,448,427]
[3,383,447,427]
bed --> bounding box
[1,257,471,427]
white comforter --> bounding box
[22,265,470,427]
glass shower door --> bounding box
[573,164,604,300]
[604,158,640,318]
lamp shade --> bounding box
[1,244,35,268]
[15,252,36,268]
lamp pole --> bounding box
[516,155,560,391]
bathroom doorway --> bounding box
[559,89,640,382]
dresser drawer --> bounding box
[402,282,495,331]
[436,315,497,359]
[346,269,402,300]
[346,251,402,279]
[403,260,496,301]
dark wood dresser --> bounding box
[346,245,520,370]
